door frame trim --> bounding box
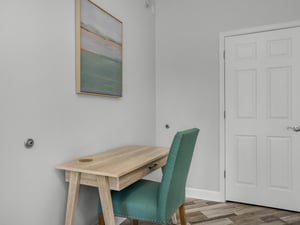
[219,20,300,202]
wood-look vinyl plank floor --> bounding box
[120,198,300,225]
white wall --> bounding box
[155,0,300,194]
[0,1,155,225]
[2,0,300,223]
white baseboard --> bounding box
[186,187,224,202]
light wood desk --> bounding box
[56,145,169,225]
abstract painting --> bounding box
[76,0,123,97]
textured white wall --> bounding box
[0,1,155,224]
[155,0,300,192]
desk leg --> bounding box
[65,171,81,225]
[97,176,116,225]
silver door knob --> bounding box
[287,126,300,132]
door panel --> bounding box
[267,66,292,119]
[225,27,300,211]
[237,69,257,118]
[236,135,257,186]
[267,136,292,190]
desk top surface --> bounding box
[56,145,169,178]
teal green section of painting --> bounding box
[81,50,122,96]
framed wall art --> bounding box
[76,0,123,97]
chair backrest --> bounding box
[157,128,199,222]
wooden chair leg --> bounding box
[98,213,105,225]
[179,204,187,225]
[132,219,138,225]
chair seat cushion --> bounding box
[98,179,161,223]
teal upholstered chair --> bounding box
[98,128,199,225]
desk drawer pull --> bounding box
[148,163,158,170]
[79,158,93,162]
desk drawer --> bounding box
[117,155,168,190]
[64,155,168,191]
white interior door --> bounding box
[225,26,300,211]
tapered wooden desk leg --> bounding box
[179,204,187,225]
[65,171,81,225]
[97,176,116,225]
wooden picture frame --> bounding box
[76,0,123,97]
